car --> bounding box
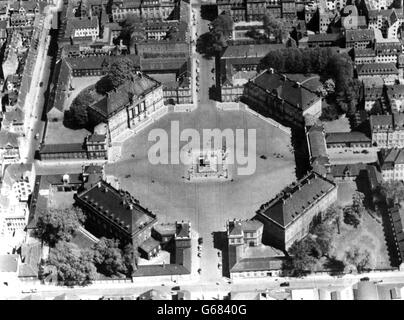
[197,252,201,257]
[172,286,180,290]
[218,263,222,269]
[39,82,43,87]
[360,277,370,282]
[34,133,39,140]
[198,237,203,245]
[197,268,202,274]
[217,251,221,257]
[280,282,290,287]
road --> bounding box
[3,270,404,300]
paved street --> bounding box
[3,271,404,300]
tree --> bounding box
[91,238,132,278]
[210,13,234,40]
[311,221,337,257]
[64,90,95,128]
[263,13,289,43]
[196,13,233,58]
[344,247,374,273]
[48,241,97,286]
[379,180,404,203]
[35,207,86,246]
[196,32,226,58]
[351,192,366,218]
[106,57,138,89]
[283,237,320,276]
[343,207,361,228]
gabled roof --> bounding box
[250,70,321,111]
[325,131,371,144]
[357,63,399,75]
[75,180,157,237]
[88,72,160,118]
[256,172,336,228]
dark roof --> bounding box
[133,263,190,277]
[250,70,321,111]
[308,33,341,43]
[330,163,367,177]
[325,131,371,144]
[380,148,404,169]
[76,180,157,237]
[370,113,404,130]
[389,204,404,260]
[256,172,336,228]
[230,256,286,273]
[40,143,86,154]
[88,73,160,118]
[221,44,285,59]
[357,63,399,75]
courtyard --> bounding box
[105,102,296,280]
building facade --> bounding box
[254,171,338,251]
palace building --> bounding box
[254,171,338,251]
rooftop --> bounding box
[256,172,336,228]
[76,180,157,236]
[250,70,321,111]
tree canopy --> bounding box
[210,13,234,39]
[48,241,97,286]
[344,247,374,273]
[259,47,358,117]
[35,207,86,247]
[64,90,95,128]
[196,13,233,58]
[262,13,289,43]
[91,238,135,278]
[283,237,319,276]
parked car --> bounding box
[172,286,180,290]
[198,237,203,245]
[360,277,370,282]
[34,133,39,140]
[280,282,290,287]
[198,268,202,274]
[218,263,222,269]
[217,251,221,257]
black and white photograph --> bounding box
[0,0,403,310]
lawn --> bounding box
[330,213,390,269]
[337,180,357,207]
[105,103,296,280]
[330,180,390,269]
[323,114,351,133]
